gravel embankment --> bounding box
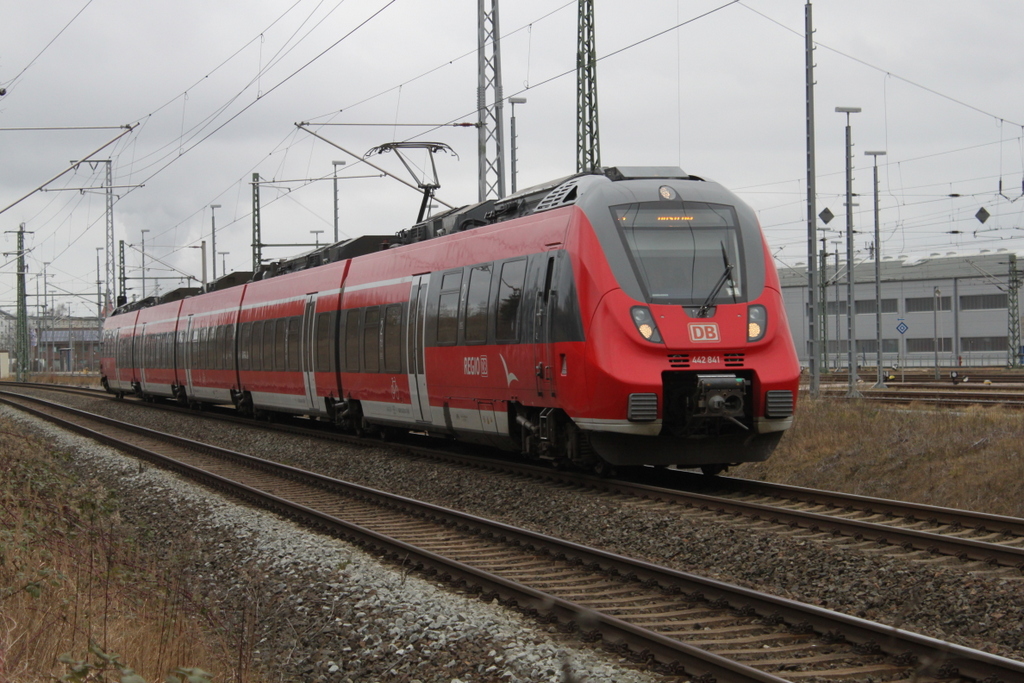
[10,390,1024,670]
[2,403,665,683]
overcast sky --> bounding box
[2,0,1023,316]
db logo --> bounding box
[688,322,720,343]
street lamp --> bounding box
[865,150,886,388]
[210,204,222,280]
[934,287,941,380]
[509,97,527,194]
[332,161,346,243]
[140,229,150,298]
[836,106,862,398]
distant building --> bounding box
[779,249,1022,369]
[0,308,103,373]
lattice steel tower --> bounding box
[576,0,600,173]
[477,0,506,201]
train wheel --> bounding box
[700,464,727,476]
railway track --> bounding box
[7,381,1024,573]
[2,388,1023,682]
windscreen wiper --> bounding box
[695,243,735,318]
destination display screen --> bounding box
[611,201,744,305]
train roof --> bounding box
[110,167,706,317]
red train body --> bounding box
[101,167,800,473]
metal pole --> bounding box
[201,241,207,289]
[210,204,221,280]
[834,247,840,371]
[934,287,941,379]
[866,150,886,388]
[510,97,526,194]
[332,161,345,243]
[140,229,149,298]
[836,107,861,398]
[805,1,820,397]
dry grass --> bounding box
[734,397,1024,518]
[0,418,238,682]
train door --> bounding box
[533,254,557,398]
[138,323,148,390]
[183,315,195,396]
[300,294,319,413]
[406,274,432,424]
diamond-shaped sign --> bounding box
[976,207,990,224]
[819,207,835,225]
[896,321,908,335]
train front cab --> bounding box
[566,173,800,470]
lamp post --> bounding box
[210,204,221,280]
[933,287,941,380]
[332,161,346,243]
[865,150,886,388]
[218,251,229,277]
[836,106,862,398]
[140,229,150,298]
[509,97,527,194]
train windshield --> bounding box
[611,201,744,305]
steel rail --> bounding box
[9,382,1024,571]
[5,390,1024,682]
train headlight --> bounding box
[747,304,767,342]
[631,306,663,343]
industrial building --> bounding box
[779,249,1022,370]
[0,309,102,375]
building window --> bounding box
[905,296,951,313]
[961,336,1008,352]
[825,300,847,316]
[855,299,898,315]
[906,337,952,353]
[960,294,1008,311]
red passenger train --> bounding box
[101,167,800,474]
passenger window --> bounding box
[239,323,251,371]
[362,307,380,372]
[436,270,462,345]
[496,259,526,341]
[315,311,335,372]
[464,265,491,343]
[383,304,403,373]
[224,324,234,371]
[216,325,226,370]
[251,321,263,371]
[286,317,302,372]
[263,320,276,371]
[344,309,361,372]
[274,318,288,371]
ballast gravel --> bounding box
[9,390,1024,675]
[2,405,661,683]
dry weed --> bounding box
[0,418,236,682]
[735,397,1024,517]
